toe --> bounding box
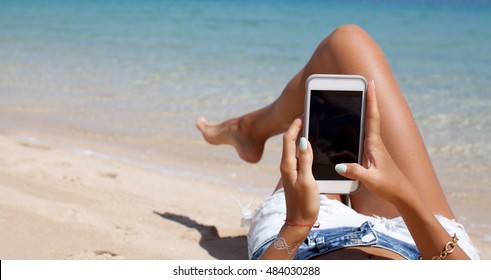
[196,116,208,131]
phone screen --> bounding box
[308,90,363,180]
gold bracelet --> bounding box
[432,234,459,260]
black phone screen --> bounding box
[308,90,363,180]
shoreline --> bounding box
[0,127,489,259]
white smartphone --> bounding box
[304,74,367,194]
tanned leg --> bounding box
[197,24,454,219]
[195,71,305,163]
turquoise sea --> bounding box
[1,1,491,216]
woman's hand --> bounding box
[280,118,319,226]
[259,119,319,260]
[334,81,472,260]
[335,81,412,203]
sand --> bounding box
[0,130,489,260]
[0,132,266,260]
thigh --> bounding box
[305,25,454,218]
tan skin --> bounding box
[197,25,469,260]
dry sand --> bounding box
[0,131,489,260]
[0,133,265,260]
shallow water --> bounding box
[1,0,490,193]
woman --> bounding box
[196,25,479,260]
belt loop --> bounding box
[360,221,378,244]
[315,235,325,249]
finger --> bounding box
[365,80,381,139]
[282,118,303,159]
[280,118,303,175]
[335,163,367,182]
[297,138,314,179]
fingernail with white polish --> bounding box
[299,137,307,151]
[335,164,347,174]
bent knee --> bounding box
[332,24,368,38]
[327,24,370,46]
[320,24,372,53]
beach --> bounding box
[1,0,490,260]
[0,126,489,260]
[0,130,269,259]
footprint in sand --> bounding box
[67,249,122,260]
[17,141,50,151]
[99,172,118,179]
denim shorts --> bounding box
[251,221,421,260]
[245,190,480,260]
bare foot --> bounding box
[196,116,265,163]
